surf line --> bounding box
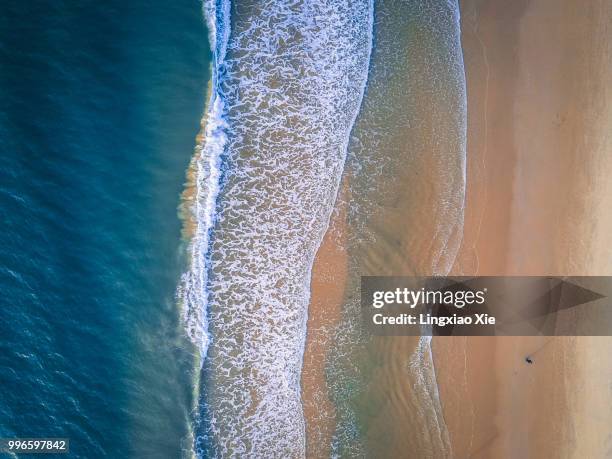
[179,0,232,361]
[422,1,469,457]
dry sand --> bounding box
[435,1,612,458]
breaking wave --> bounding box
[179,0,373,456]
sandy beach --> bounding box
[437,0,612,457]
[304,0,612,457]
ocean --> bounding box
[1,0,467,457]
[0,1,209,457]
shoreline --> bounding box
[433,1,529,456]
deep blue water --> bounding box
[0,1,209,457]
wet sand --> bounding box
[301,184,348,459]
[435,0,612,458]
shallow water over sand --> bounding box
[326,0,466,456]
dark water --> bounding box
[0,1,209,457]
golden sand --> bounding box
[435,1,612,458]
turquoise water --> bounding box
[0,1,209,457]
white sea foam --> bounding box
[178,0,231,360]
[179,0,373,456]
